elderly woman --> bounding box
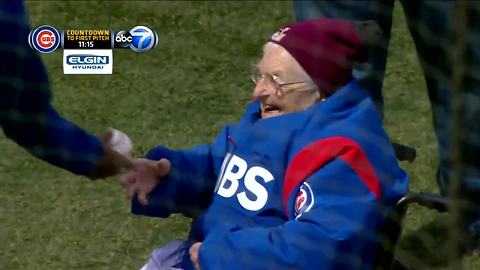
[121,18,409,270]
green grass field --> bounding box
[0,1,478,269]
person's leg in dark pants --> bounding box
[401,0,480,244]
[292,0,395,116]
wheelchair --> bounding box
[375,143,479,270]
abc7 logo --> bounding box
[115,26,157,52]
[115,30,132,48]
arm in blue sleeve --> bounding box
[131,125,234,218]
[198,159,388,270]
[0,1,103,177]
[1,104,104,176]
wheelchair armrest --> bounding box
[392,143,417,163]
[397,192,480,215]
[396,192,449,213]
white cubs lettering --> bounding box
[216,154,274,211]
[214,153,232,193]
[217,155,247,198]
[237,166,274,211]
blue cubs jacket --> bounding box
[132,80,409,270]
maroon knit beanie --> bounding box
[268,18,380,96]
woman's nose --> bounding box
[253,79,275,98]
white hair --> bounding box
[262,42,317,89]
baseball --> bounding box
[108,128,133,157]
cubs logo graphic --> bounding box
[28,25,61,53]
[294,182,314,218]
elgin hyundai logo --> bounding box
[63,49,113,75]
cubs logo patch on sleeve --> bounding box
[294,182,315,219]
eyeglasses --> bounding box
[250,67,310,96]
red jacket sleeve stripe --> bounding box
[283,136,382,214]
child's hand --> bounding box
[119,158,171,205]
